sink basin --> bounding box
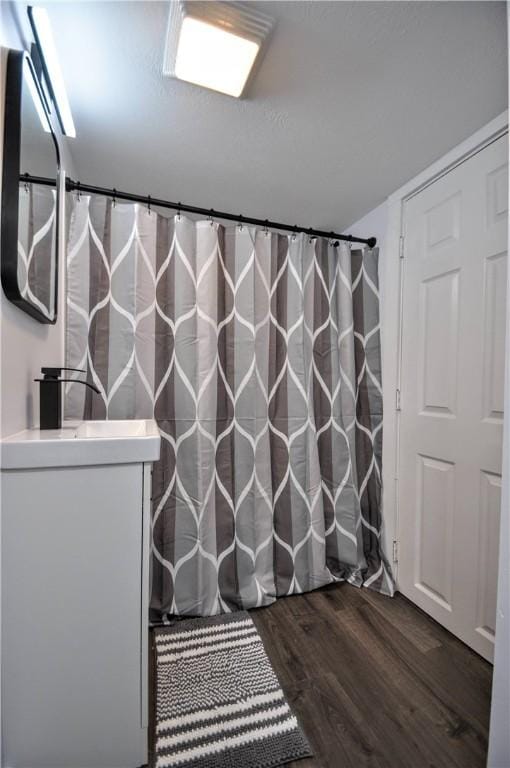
[1,419,161,469]
[76,419,151,439]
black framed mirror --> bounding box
[1,48,60,324]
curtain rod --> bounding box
[20,173,377,248]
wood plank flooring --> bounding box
[149,583,492,768]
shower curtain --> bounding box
[65,195,394,617]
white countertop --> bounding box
[0,420,161,469]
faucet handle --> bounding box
[41,366,86,379]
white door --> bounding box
[398,134,508,662]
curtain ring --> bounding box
[76,181,81,202]
[112,188,117,208]
[177,202,181,221]
[238,215,243,231]
[308,228,316,244]
[209,209,214,226]
[291,225,298,242]
[147,195,151,215]
[263,219,269,235]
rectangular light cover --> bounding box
[176,17,258,98]
[29,6,76,137]
[164,2,274,98]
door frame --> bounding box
[381,110,509,585]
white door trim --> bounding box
[381,111,508,585]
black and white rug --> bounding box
[154,612,312,768]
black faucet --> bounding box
[34,367,100,430]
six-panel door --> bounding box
[398,135,508,662]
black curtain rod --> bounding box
[20,173,377,248]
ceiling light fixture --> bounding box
[163,1,274,98]
[28,6,76,137]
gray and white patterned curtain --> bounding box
[66,195,394,618]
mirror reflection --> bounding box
[17,57,58,321]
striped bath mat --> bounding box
[154,612,312,768]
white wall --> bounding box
[0,3,76,439]
[487,10,510,765]
[346,202,389,260]
[487,142,510,766]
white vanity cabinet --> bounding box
[0,420,160,768]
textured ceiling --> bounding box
[44,1,508,231]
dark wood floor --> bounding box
[149,583,492,768]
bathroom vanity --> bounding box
[0,420,160,768]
